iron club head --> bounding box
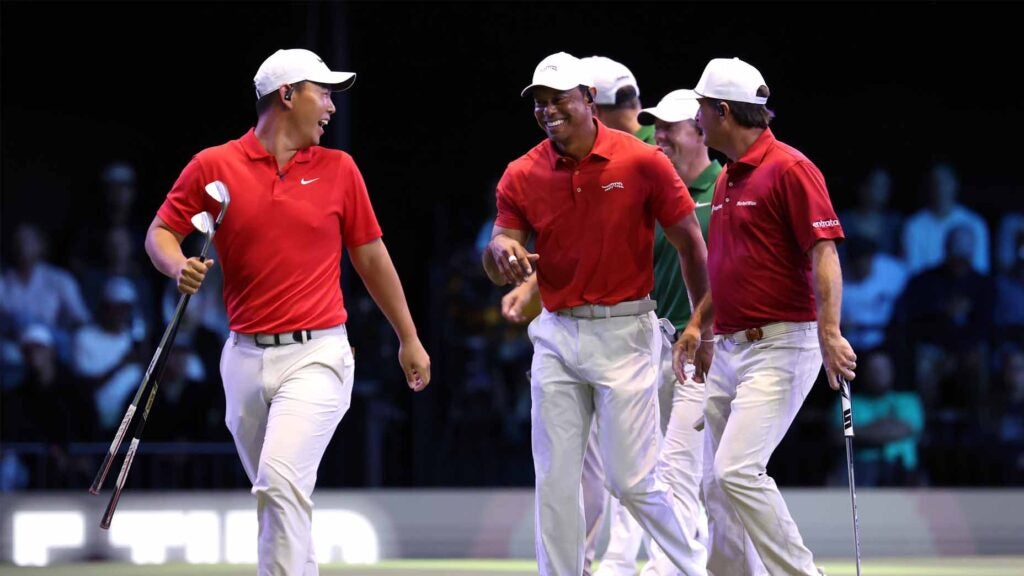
[190,211,215,235]
[204,181,231,226]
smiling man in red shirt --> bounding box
[674,57,857,576]
[147,48,430,576]
[483,51,711,576]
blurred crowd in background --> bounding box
[1,156,1023,492]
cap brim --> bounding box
[693,87,767,105]
[520,81,585,98]
[311,71,357,92]
[638,107,691,124]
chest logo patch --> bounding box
[300,177,320,185]
[601,181,624,191]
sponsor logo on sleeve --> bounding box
[812,218,841,229]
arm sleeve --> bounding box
[494,168,530,231]
[781,160,844,252]
[157,156,208,237]
[340,158,383,248]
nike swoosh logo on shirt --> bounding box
[695,201,711,208]
[300,177,320,185]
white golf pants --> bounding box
[221,326,354,576]
[703,322,821,576]
[528,309,706,576]
[593,338,709,576]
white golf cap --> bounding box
[638,89,700,124]
[581,56,638,105]
[693,57,768,105]
[521,51,593,97]
[253,48,356,100]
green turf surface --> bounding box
[2,557,1024,575]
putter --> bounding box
[91,181,230,529]
[838,375,863,576]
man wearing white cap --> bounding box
[146,48,431,575]
[583,56,656,144]
[483,51,712,576]
[673,57,856,576]
[499,57,703,576]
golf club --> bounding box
[91,181,230,529]
[839,375,863,576]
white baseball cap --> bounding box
[253,48,356,100]
[638,89,700,124]
[581,56,638,105]
[693,57,768,105]
[521,52,593,97]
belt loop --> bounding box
[232,332,238,345]
[273,334,281,346]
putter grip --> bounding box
[839,376,854,437]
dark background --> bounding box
[3,1,1022,487]
[4,2,1021,263]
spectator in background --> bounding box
[837,166,903,256]
[902,161,990,274]
[997,212,1024,273]
[994,229,1024,341]
[69,160,147,276]
[1,223,91,363]
[145,343,214,442]
[993,346,1024,482]
[2,324,95,487]
[72,276,145,433]
[840,236,908,350]
[893,225,995,420]
[831,348,924,486]
[79,226,157,343]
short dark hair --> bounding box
[576,85,594,104]
[255,80,310,114]
[705,86,774,128]
[596,85,639,110]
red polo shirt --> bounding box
[706,128,844,333]
[496,121,693,311]
[157,129,382,333]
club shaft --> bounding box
[96,198,220,526]
[844,436,862,575]
[838,376,863,575]
[89,290,191,494]
[98,290,191,528]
